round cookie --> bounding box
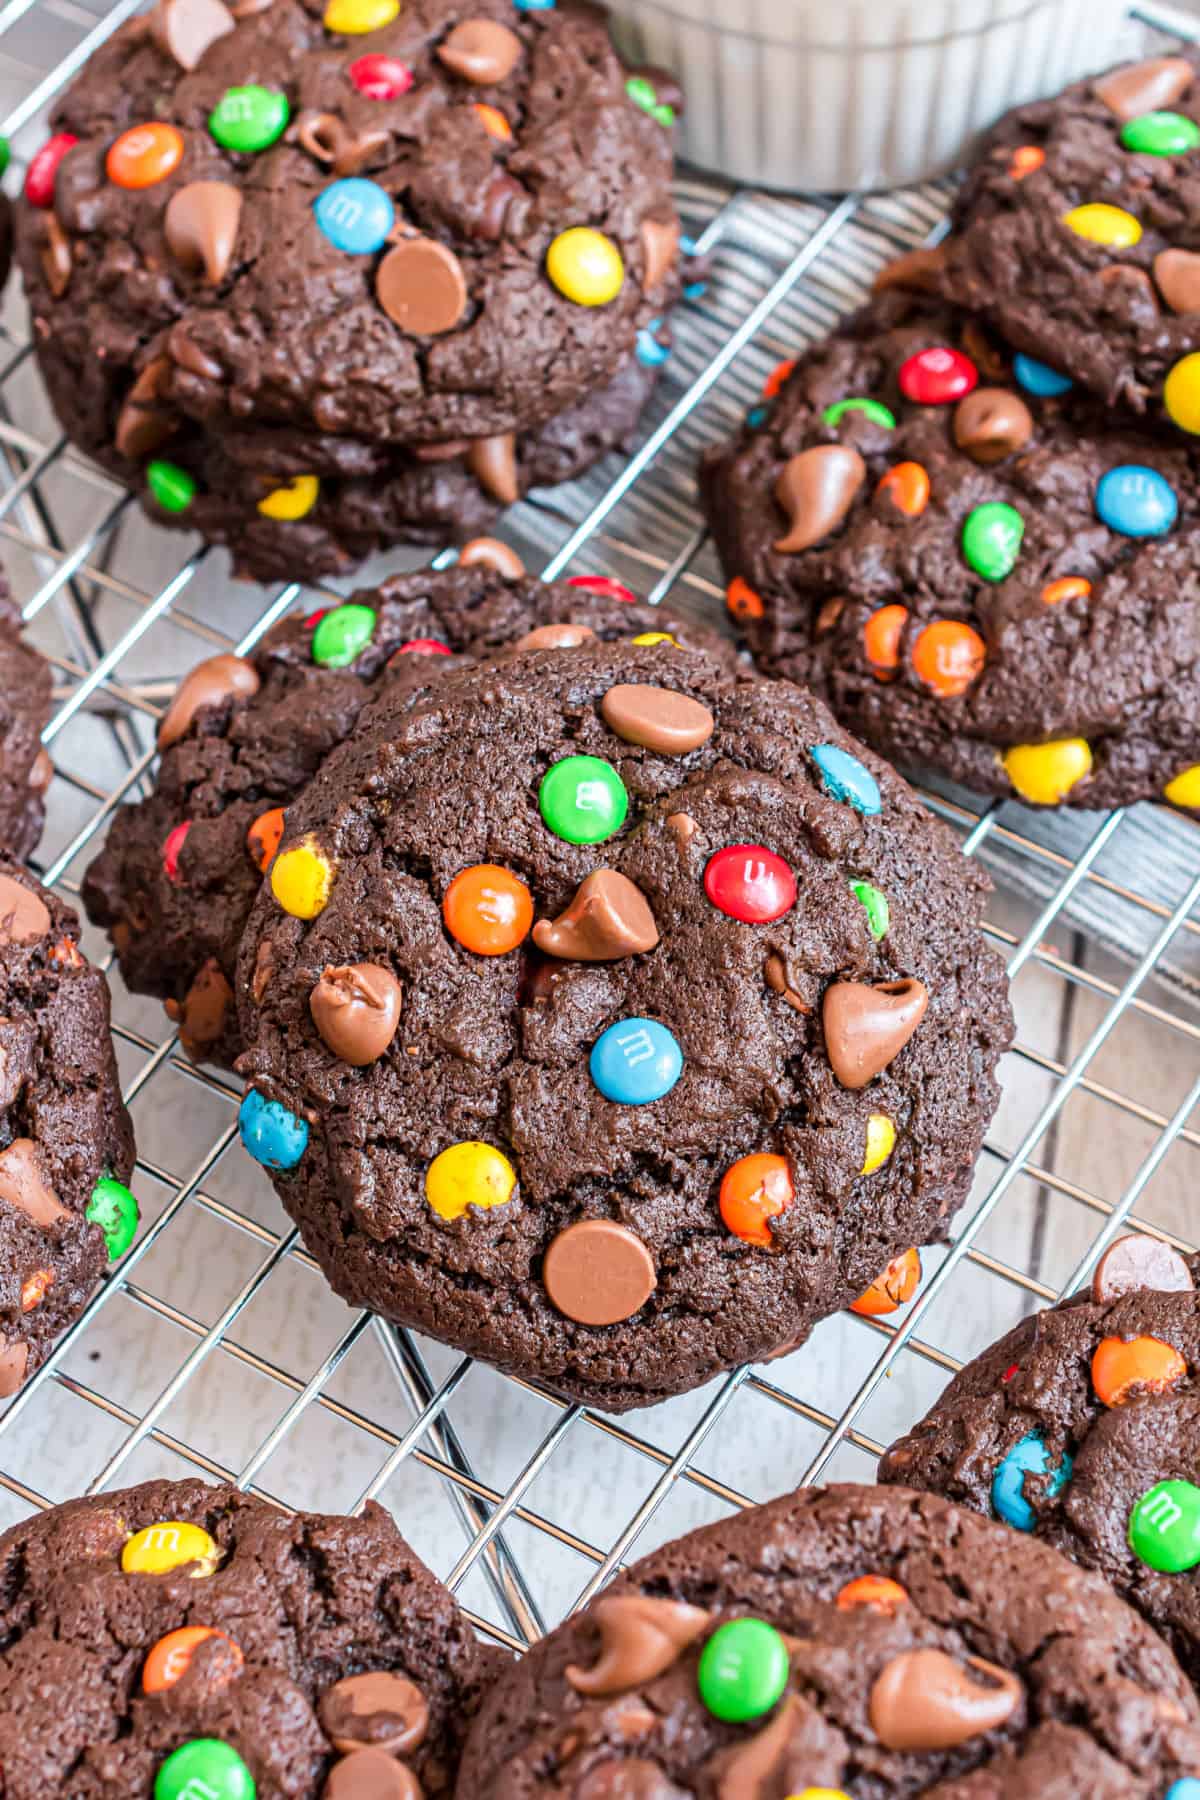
[937,48,1200,422]
[232,641,1012,1411]
[701,290,1200,812]
[0,1475,494,1796]
[455,1481,1200,1794]
[0,571,53,859]
[138,347,665,583]
[82,558,730,1069]
[881,1232,1200,1693]
[15,0,682,570]
[0,857,136,1396]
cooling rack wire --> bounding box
[0,0,1197,1661]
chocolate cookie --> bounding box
[881,1231,1200,1695]
[456,1481,1200,1794]
[82,557,730,1070]
[232,640,1012,1412]
[0,858,136,1397]
[139,346,664,583]
[938,49,1200,427]
[16,0,682,572]
[0,572,53,859]
[701,291,1200,812]
[0,1476,493,1796]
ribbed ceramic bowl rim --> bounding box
[615,0,1075,51]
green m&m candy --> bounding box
[1129,1479,1200,1572]
[822,397,896,430]
[311,603,376,668]
[208,85,289,154]
[539,755,628,845]
[1120,111,1200,157]
[697,1617,790,1723]
[850,878,889,941]
[87,1176,139,1260]
[625,74,674,128]
[155,1740,255,1800]
[962,500,1024,581]
[146,460,196,515]
[0,138,9,179]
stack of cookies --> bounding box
[13,0,685,583]
[702,51,1200,816]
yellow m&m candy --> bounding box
[1165,764,1200,808]
[1164,353,1200,434]
[122,1520,220,1578]
[271,836,334,919]
[547,228,625,306]
[258,474,319,521]
[631,631,677,647]
[426,1141,516,1221]
[786,1791,852,1800]
[1002,737,1093,805]
[862,1113,896,1176]
[1061,203,1142,248]
[323,0,398,31]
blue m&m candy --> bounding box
[313,178,394,254]
[992,1432,1073,1531]
[636,319,670,367]
[239,1090,309,1170]
[1013,353,1073,397]
[591,1018,682,1106]
[514,0,554,8]
[1095,464,1178,538]
[1166,1782,1200,1800]
[811,744,881,816]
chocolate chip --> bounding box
[318,1669,429,1756]
[437,18,522,85]
[953,388,1034,464]
[458,538,525,580]
[543,1219,656,1325]
[773,446,865,553]
[151,0,235,70]
[0,875,50,945]
[310,964,403,1065]
[376,239,468,336]
[158,653,260,749]
[0,1139,69,1229]
[532,870,658,961]
[1092,1234,1194,1304]
[600,684,714,755]
[822,978,928,1089]
[164,181,243,285]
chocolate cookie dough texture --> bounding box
[0,565,54,860]
[702,292,1200,812]
[0,1476,493,1796]
[939,49,1200,426]
[232,639,1011,1411]
[456,1482,1200,1795]
[882,1230,1200,1695]
[0,858,137,1398]
[82,556,730,1070]
[15,0,684,579]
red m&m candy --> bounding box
[162,821,192,884]
[25,132,77,207]
[348,53,413,98]
[567,575,637,605]
[898,347,978,406]
[396,638,451,656]
[704,846,796,924]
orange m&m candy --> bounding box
[912,619,986,698]
[1042,576,1092,606]
[836,1573,909,1615]
[1091,1334,1186,1408]
[718,1152,794,1249]
[247,806,285,872]
[143,1625,243,1694]
[863,604,907,680]
[763,358,796,401]
[1009,144,1045,180]
[876,461,930,517]
[444,864,533,956]
[850,1247,921,1317]
[20,1268,53,1311]
[474,102,512,141]
[106,122,184,190]
[726,577,764,622]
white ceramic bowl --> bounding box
[606,0,1132,191]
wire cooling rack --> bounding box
[0,0,1198,1663]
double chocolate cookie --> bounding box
[16,0,683,578]
[0,571,53,859]
[702,291,1200,812]
[0,858,136,1397]
[881,1231,1200,1694]
[0,1476,493,1795]
[232,640,1012,1411]
[82,555,729,1069]
[938,49,1200,426]
[456,1481,1200,1794]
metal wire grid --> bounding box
[0,0,1194,1666]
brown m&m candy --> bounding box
[566,1595,710,1694]
[532,870,658,961]
[822,978,929,1089]
[774,445,865,553]
[318,1670,429,1756]
[310,964,402,1065]
[164,181,243,285]
[543,1219,656,1325]
[600,685,714,755]
[869,1648,1022,1750]
[1092,1234,1194,1304]
[376,239,468,336]
[437,18,522,84]
[953,389,1034,464]
[158,653,261,749]
[0,876,51,945]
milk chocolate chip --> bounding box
[566,1594,710,1695]
[318,1670,429,1756]
[158,653,260,749]
[822,978,929,1089]
[310,964,402,1065]
[600,684,714,755]
[377,239,468,336]
[1092,1233,1194,1303]
[164,181,243,285]
[774,446,865,553]
[869,1648,1022,1751]
[532,870,658,962]
[0,1139,70,1229]
[953,388,1034,464]
[437,18,522,84]
[0,876,50,945]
